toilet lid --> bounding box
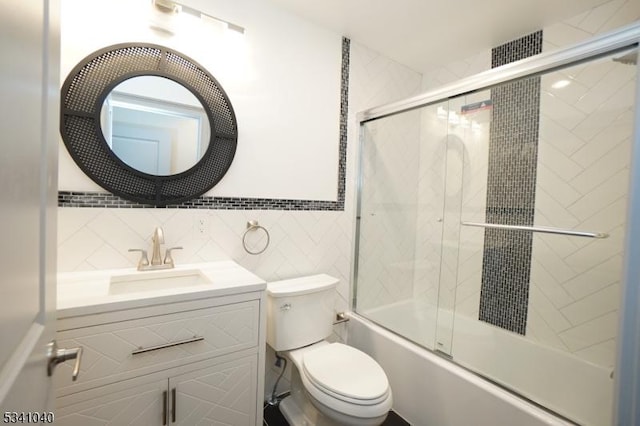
[302,343,389,401]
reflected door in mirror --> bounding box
[111,123,170,175]
[101,76,211,176]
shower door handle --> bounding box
[461,222,609,239]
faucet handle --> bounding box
[128,248,150,270]
[164,246,183,267]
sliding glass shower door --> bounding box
[355,105,445,350]
[354,45,637,426]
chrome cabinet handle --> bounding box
[171,387,177,423]
[47,340,83,381]
[163,390,168,426]
[131,336,204,355]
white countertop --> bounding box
[57,261,266,318]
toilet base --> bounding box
[279,361,389,426]
[279,395,318,426]
[279,372,335,426]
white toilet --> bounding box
[266,274,393,426]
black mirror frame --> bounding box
[60,43,238,206]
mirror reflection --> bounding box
[100,76,210,176]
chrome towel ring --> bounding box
[243,220,270,255]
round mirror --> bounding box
[60,43,238,206]
[100,76,211,176]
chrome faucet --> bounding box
[129,227,183,271]
[151,227,165,266]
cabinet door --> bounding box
[169,355,258,426]
[56,379,168,426]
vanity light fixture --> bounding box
[150,0,245,35]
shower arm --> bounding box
[461,222,609,239]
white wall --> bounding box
[59,0,341,201]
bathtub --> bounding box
[347,301,612,426]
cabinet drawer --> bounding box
[55,299,259,393]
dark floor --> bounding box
[263,403,410,426]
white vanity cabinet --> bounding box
[55,262,266,426]
[56,355,258,425]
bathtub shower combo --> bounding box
[351,24,640,426]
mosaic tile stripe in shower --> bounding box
[58,37,351,212]
[479,31,542,335]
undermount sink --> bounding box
[109,268,212,295]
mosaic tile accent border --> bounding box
[59,37,351,211]
[479,31,542,335]
[57,191,341,210]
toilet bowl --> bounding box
[286,341,392,425]
[266,275,392,426]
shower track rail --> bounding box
[461,221,609,239]
[356,24,639,123]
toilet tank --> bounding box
[266,274,338,351]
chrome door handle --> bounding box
[47,340,83,381]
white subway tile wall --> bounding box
[414,0,638,369]
[527,2,639,366]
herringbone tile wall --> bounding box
[526,51,636,368]
[417,0,638,370]
[357,110,422,312]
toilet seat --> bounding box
[302,343,390,405]
[291,342,392,422]
[284,342,393,423]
